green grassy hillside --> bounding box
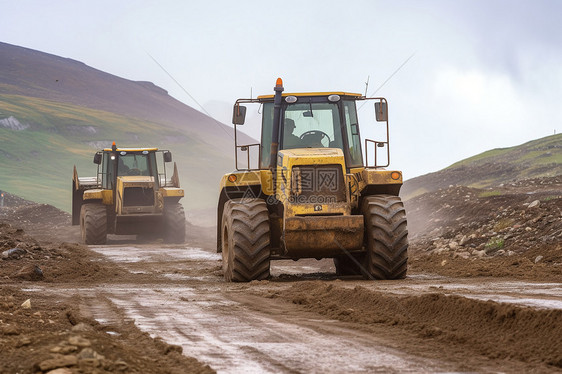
[0,42,248,224]
[0,93,233,214]
[401,134,562,200]
[448,134,561,177]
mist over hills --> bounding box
[1,42,559,226]
[0,42,249,222]
[401,133,562,200]
[0,41,247,148]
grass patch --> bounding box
[446,134,562,174]
[446,148,510,169]
[402,187,429,201]
[485,237,505,251]
[478,190,502,198]
[493,218,515,232]
[518,150,562,165]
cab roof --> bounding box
[256,92,363,101]
[102,147,158,152]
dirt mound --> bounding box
[273,281,562,370]
[6,203,70,225]
[404,176,562,279]
[0,286,214,374]
[405,175,561,240]
[410,243,562,281]
[0,192,78,243]
[0,223,128,283]
[0,191,35,208]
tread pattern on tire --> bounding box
[222,199,270,282]
[164,203,186,243]
[362,195,408,280]
[81,203,107,245]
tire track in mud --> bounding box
[79,244,562,373]
[82,285,454,373]
[270,281,562,371]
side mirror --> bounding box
[375,101,388,122]
[232,104,247,125]
[164,151,172,163]
[93,153,102,164]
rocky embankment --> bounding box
[405,176,562,279]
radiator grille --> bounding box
[123,187,155,207]
[291,165,346,203]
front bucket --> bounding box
[283,215,364,258]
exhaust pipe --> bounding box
[269,78,284,196]
[269,78,284,171]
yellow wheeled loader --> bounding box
[72,143,185,244]
[217,78,408,281]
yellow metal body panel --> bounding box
[277,148,350,217]
[220,169,274,196]
[83,189,113,205]
[346,167,403,192]
[119,176,155,183]
[161,187,184,198]
[278,148,345,159]
[115,176,163,215]
[363,169,402,185]
[283,215,364,257]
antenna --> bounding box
[144,50,234,140]
[359,51,416,109]
[364,75,370,97]
[145,50,264,168]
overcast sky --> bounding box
[2,0,561,179]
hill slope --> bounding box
[0,41,227,139]
[0,42,249,220]
[401,133,562,200]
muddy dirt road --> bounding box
[22,242,562,373]
[1,177,560,373]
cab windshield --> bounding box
[283,102,341,149]
[101,151,158,189]
[117,153,152,176]
[260,99,363,169]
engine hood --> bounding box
[277,148,345,166]
[117,176,155,184]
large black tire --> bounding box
[80,203,107,245]
[333,253,364,276]
[221,199,270,282]
[361,195,408,280]
[164,203,186,244]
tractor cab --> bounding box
[258,92,367,171]
[93,143,173,191]
[232,79,390,172]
